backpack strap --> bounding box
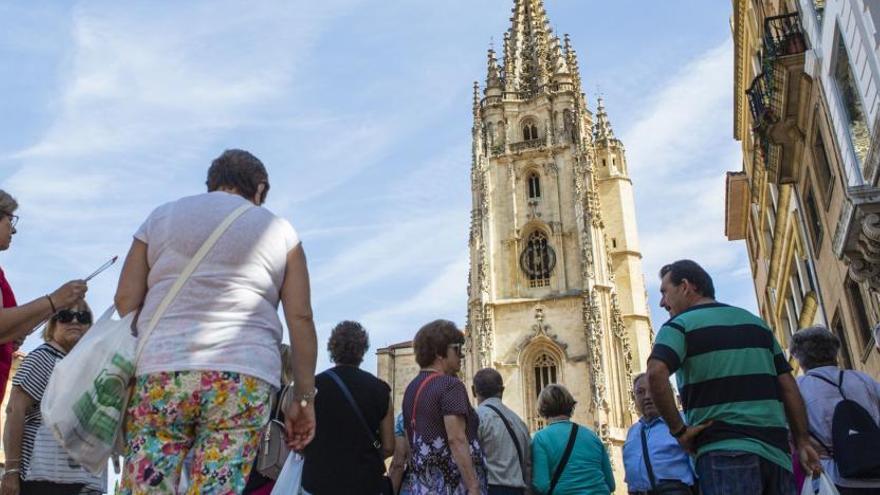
[324,369,382,451]
[484,404,526,485]
[548,423,578,495]
[807,370,848,400]
[410,373,441,430]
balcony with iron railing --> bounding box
[763,12,807,60]
[745,11,809,184]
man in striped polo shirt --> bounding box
[645,259,821,495]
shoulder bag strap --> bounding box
[410,373,441,429]
[548,423,578,495]
[484,404,526,484]
[325,369,382,451]
[134,202,252,363]
[639,422,657,490]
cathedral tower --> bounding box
[465,0,653,464]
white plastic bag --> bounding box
[270,453,304,495]
[800,473,840,495]
[41,306,137,474]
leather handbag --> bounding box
[256,385,292,479]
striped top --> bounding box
[12,343,67,477]
[649,303,793,470]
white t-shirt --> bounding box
[134,191,299,387]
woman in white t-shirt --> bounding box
[113,149,318,494]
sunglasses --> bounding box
[448,343,464,357]
[53,310,92,325]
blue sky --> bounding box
[0,0,755,374]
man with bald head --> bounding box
[473,368,531,495]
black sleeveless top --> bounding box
[302,365,391,494]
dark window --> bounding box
[533,353,558,397]
[528,172,541,199]
[846,279,872,348]
[523,122,539,141]
[804,188,823,251]
[832,310,854,369]
[813,128,835,205]
[520,231,556,288]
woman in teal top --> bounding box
[530,384,615,495]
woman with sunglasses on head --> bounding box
[0,190,87,408]
[114,150,318,494]
[1,301,106,495]
[401,319,487,495]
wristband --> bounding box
[671,424,688,438]
[3,468,20,476]
[46,294,57,314]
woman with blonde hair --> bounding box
[530,384,614,495]
[1,300,106,495]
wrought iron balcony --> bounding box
[747,72,776,128]
[764,12,807,60]
[510,136,547,153]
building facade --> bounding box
[727,0,880,375]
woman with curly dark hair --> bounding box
[302,321,395,495]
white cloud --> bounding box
[621,38,753,319]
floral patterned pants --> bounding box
[119,371,272,495]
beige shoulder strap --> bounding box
[134,202,252,363]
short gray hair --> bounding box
[790,325,840,371]
[0,190,18,215]
[537,384,576,418]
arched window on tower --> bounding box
[520,230,556,288]
[525,350,561,430]
[527,172,541,199]
[522,120,539,141]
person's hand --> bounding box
[797,441,823,476]
[466,486,481,495]
[50,280,88,309]
[1,473,21,495]
[284,398,316,451]
[676,421,713,454]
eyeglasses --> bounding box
[448,343,464,357]
[53,310,92,325]
[2,212,18,229]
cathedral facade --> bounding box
[378,0,655,476]
[464,0,654,458]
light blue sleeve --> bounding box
[531,433,551,495]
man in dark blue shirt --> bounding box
[623,373,696,495]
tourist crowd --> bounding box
[0,150,877,494]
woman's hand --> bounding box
[50,280,88,310]
[1,474,20,495]
[284,399,316,451]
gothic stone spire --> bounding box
[593,96,620,146]
[504,0,553,97]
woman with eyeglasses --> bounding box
[113,150,318,494]
[0,190,87,407]
[401,320,487,495]
[0,301,106,495]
